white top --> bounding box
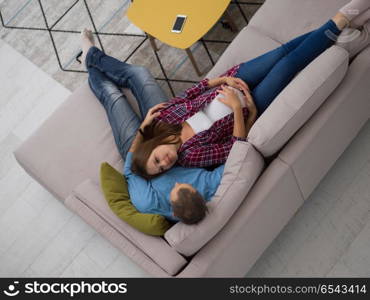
[186,87,246,134]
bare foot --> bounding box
[332,12,351,30]
[81,28,95,66]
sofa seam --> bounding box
[277,156,305,203]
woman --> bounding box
[82,0,370,179]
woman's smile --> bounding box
[166,153,175,166]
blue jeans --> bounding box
[87,20,341,159]
[235,19,341,116]
[86,47,167,159]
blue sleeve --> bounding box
[123,152,156,212]
[124,152,134,176]
[212,164,225,184]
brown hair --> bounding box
[172,188,208,224]
[131,120,182,180]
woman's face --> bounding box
[146,144,178,175]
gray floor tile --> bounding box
[326,261,359,277]
[82,234,121,270]
[102,254,150,278]
[60,243,105,278]
[0,160,32,216]
[29,215,96,276]
[0,133,21,180]
[340,220,370,277]
[317,120,370,199]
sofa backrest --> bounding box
[206,0,351,158]
[248,46,349,157]
[164,141,264,256]
[249,0,349,44]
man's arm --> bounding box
[124,152,156,212]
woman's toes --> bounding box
[80,28,95,67]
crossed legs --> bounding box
[235,20,342,116]
[84,40,167,159]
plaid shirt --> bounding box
[156,64,249,168]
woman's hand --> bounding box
[141,102,167,128]
[224,77,250,92]
[217,85,242,111]
[239,86,258,117]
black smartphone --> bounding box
[171,15,187,33]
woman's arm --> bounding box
[239,86,258,138]
[232,103,246,139]
[245,113,257,137]
[207,77,226,88]
[128,103,167,152]
[208,76,250,91]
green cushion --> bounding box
[100,162,171,236]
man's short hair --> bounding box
[172,187,208,224]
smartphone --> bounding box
[171,15,187,33]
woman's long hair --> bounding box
[131,120,182,180]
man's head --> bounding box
[170,183,208,225]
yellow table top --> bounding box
[127,0,231,49]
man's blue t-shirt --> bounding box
[124,152,225,222]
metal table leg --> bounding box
[148,34,159,51]
[223,10,239,32]
[185,48,202,76]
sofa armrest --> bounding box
[164,141,264,256]
[68,179,187,276]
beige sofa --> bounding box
[14,0,370,277]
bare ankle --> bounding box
[333,12,350,30]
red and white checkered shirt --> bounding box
[156,64,249,168]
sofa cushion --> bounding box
[13,82,123,201]
[100,162,171,236]
[71,179,187,276]
[164,141,264,256]
[247,46,349,157]
[206,26,282,80]
[278,46,370,199]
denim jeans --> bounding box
[86,47,168,160]
[87,20,341,159]
[235,19,341,116]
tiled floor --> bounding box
[0,39,149,277]
[1,33,370,277]
[0,0,261,95]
